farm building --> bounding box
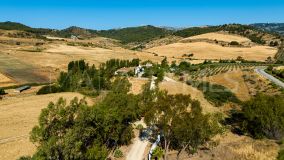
[14,85,31,93]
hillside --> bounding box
[95,25,172,44]
[175,24,281,45]
[252,23,284,35]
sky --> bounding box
[0,0,283,30]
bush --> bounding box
[114,149,124,158]
[36,85,61,95]
[230,41,239,45]
[0,88,5,95]
[278,149,284,160]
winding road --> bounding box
[255,67,284,88]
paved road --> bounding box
[255,68,284,88]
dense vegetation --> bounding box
[96,25,172,44]
[187,81,240,106]
[37,59,140,95]
[24,75,223,160]
[228,94,284,140]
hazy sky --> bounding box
[0,0,283,30]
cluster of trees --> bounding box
[142,85,223,159]
[29,75,223,160]
[37,59,140,95]
[228,94,284,140]
[22,78,142,160]
[96,25,172,44]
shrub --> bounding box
[0,88,5,95]
[230,41,239,45]
[278,149,284,160]
[114,149,124,158]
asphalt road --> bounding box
[255,68,284,88]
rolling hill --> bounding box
[252,23,284,35]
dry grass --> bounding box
[204,69,251,101]
[159,80,218,113]
[0,92,93,160]
[146,42,277,61]
[0,73,16,87]
[168,132,279,160]
[190,132,279,160]
[182,32,251,43]
[128,77,149,95]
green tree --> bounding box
[172,101,223,159]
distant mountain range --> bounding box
[251,23,284,35]
[0,21,283,44]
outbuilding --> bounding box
[14,85,31,93]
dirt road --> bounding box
[126,137,148,160]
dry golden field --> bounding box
[182,32,251,43]
[204,69,251,101]
[159,80,219,113]
[0,92,93,160]
[146,42,277,61]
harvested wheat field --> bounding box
[0,93,93,160]
[128,77,149,95]
[182,32,251,43]
[204,69,251,101]
[159,80,218,113]
[146,42,277,61]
